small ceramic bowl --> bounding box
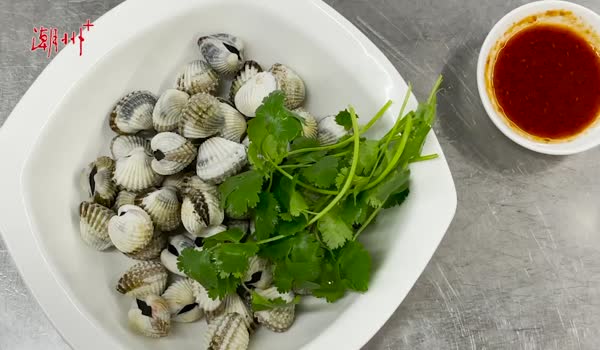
[477,0,600,155]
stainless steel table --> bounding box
[2,0,599,349]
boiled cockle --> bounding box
[113,190,136,211]
[179,93,225,139]
[113,147,164,192]
[196,137,247,184]
[317,114,348,146]
[181,189,224,235]
[293,107,319,139]
[243,256,273,290]
[269,63,306,109]
[224,219,249,235]
[153,89,190,132]
[80,156,117,208]
[176,60,219,95]
[135,187,181,232]
[160,234,195,276]
[181,174,219,198]
[125,230,167,261]
[206,293,255,331]
[79,201,115,250]
[108,204,154,254]
[162,278,203,323]
[116,261,168,298]
[192,280,223,313]
[234,71,277,117]
[184,225,227,247]
[128,295,171,338]
[110,91,157,134]
[230,60,262,100]
[204,313,250,350]
[254,287,296,332]
[110,135,151,160]
[150,132,197,176]
[198,33,244,76]
[217,99,247,143]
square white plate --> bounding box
[0,0,456,349]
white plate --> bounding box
[0,0,456,349]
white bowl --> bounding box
[477,0,600,155]
[0,0,456,349]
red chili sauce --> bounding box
[493,24,600,140]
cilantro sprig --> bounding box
[179,77,443,306]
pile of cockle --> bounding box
[77,33,317,349]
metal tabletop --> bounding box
[1,0,599,349]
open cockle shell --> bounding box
[128,295,171,338]
[108,204,154,254]
[150,132,197,176]
[181,190,224,236]
[293,107,319,139]
[110,91,157,134]
[217,99,247,143]
[110,135,151,160]
[204,313,250,350]
[244,256,273,290]
[113,147,164,192]
[176,60,219,96]
[234,71,277,117]
[317,115,348,146]
[269,63,306,110]
[116,261,168,298]
[160,234,194,276]
[230,60,262,100]
[80,156,117,208]
[135,187,181,232]
[152,89,189,132]
[192,280,223,313]
[198,33,245,76]
[124,230,167,261]
[196,137,247,185]
[254,287,296,332]
[179,93,224,139]
[79,201,115,251]
[162,278,203,323]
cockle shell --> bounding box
[176,60,219,95]
[113,190,136,211]
[204,313,250,350]
[269,63,306,110]
[181,190,224,235]
[113,147,164,192]
[152,89,190,132]
[192,280,222,313]
[234,71,277,117]
[230,60,262,100]
[125,230,167,261]
[116,261,168,298]
[185,225,227,247]
[243,256,273,290]
[79,201,115,250]
[160,234,194,276]
[110,135,151,160]
[198,33,244,76]
[162,278,203,323]
[196,137,247,184]
[108,205,154,254]
[135,187,181,232]
[150,132,197,176]
[206,293,254,331]
[80,156,117,208]
[110,91,157,134]
[293,107,319,139]
[128,295,171,338]
[181,175,219,198]
[217,100,247,143]
[317,115,348,146]
[179,93,224,139]
[161,171,194,194]
[254,287,296,332]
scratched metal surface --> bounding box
[1,0,599,349]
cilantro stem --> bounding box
[410,153,438,163]
[279,164,312,169]
[353,204,384,240]
[256,234,286,245]
[269,160,338,195]
[301,209,320,215]
[306,106,361,227]
[359,100,393,134]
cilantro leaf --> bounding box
[213,243,259,278]
[273,176,308,217]
[335,109,352,130]
[204,228,245,245]
[339,195,369,226]
[383,188,410,209]
[338,241,371,292]
[356,140,380,176]
[251,291,301,311]
[312,255,346,302]
[335,167,349,189]
[277,216,307,237]
[301,155,339,188]
[317,211,354,250]
[365,169,410,208]
[290,137,320,151]
[253,193,280,240]
[177,248,240,299]
[219,170,264,217]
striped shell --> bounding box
[161,171,194,194]
[110,135,151,160]
[108,205,154,254]
[135,187,181,232]
[152,89,189,132]
[198,33,244,76]
[269,63,306,110]
[181,175,219,198]
[79,201,115,250]
[181,190,224,236]
[162,279,203,323]
[204,313,249,350]
[196,137,247,185]
[179,93,224,139]
[113,190,136,211]
[110,91,156,134]
[217,100,247,143]
[293,107,319,139]
[116,261,168,298]
[234,71,277,117]
[80,156,117,208]
[230,60,262,100]
[185,225,227,247]
[160,234,194,276]
[150,132,197,176]
[206,293,254,331]
[113,147,163,192]
[254,287,296,332]
[128,295,171,338]
[243,256,273,290]
[176,60,219,95]
[192,280,223,312]
[124,231,167,261]
[317,115,348,146]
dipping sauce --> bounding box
[492,23,600,140]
